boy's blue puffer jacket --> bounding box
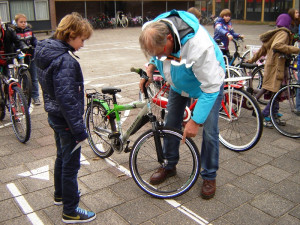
[213,17,240,50]
[35,38,87,142]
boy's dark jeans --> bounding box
[48,115,81,215]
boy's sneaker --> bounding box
[62,207,96,224]
[263,117,273,128]
[33,98,41,105]
[54,191,81,205]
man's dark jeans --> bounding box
[48,115,81,215]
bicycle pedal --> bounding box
[124,146,133,153]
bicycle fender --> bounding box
[92,99,110,111]
[224,83,243,89]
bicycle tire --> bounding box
[10,85,31,143]
[219,87,263,151]
[270,84,300,138]
[18,69,32,107]
[129,127,200,199]
[85,101,116,158]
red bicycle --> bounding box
[0,53,31,143]
[132,67,263,151]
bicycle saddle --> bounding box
[101,87,121,95]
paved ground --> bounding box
[0,24,299,225]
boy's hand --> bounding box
[227,34,233,41]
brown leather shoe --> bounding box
[201,179,216,199]
[149,167,176,185]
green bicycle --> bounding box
[84,70,200,198]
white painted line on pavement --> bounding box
[104,157,209,224]
[7,183,44,225]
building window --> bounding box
[0,1,9,22]
[10,1,34,21]
[34,0,49,20]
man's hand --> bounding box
[182,119,202,143]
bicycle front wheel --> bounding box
[219,87,263,151]
[121,17,128,28]
[130,127,200,199]
[85,101,116,158]
[10,85,31,143]
[270,84,300,138]
[18,69,32,107]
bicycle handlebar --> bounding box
[130,67,149,99]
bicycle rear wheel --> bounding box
[130,127,200,199]
[10,85,31,143]
[219,87,263,151]
[270,84,300,138]
[18,69,32,107]
[85,101,116,158]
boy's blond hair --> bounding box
[54,12,93,42]
[15,13,27,23]
[220,9,231,18]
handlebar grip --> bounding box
[130,67,149,99]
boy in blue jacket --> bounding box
[139,10,225,199]
[35,13,96,223]
[213,9,244,59]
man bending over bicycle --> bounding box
[139,10,225,199]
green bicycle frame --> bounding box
[93,97,149,143]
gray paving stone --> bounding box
[253,164,291,183]
[0,165,29,183]
[42,204,65,224]
[19,174,54,192]
[220,158,257,176]
[22,189,53,211]
[271,138,300,151]
[289,205,300,220]
[215,167,238,187]
[209,218,234,225]
[110,178,145,201]
[151,208,200,224]
[82,157,111,173]
[286,149,300,161]
[270,156,300,174]
[25,156,55,171]
[0,199,22,222]
[0,158,5,170]
[250,191,295,217]
[0,181,27,201]
[28,145,56,160]
[287,171,300,185]
[273,214,300,225]
[222,203,274,225]
[183,198,230,222]
[215,183,253,208]
[232,173,273,195]
[87,209,130,225]
[256,145,288,158]
[218,148,238,163]
[270,180,300,203]
[237,150,273,166]
[81,188,125,213]
[113,197,162,225]
[79,170,120,191]
[1,151,37,167]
